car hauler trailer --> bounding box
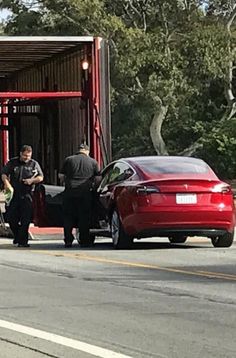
[0,36,111,183]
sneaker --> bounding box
[18,243,30,248]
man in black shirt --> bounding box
[59,144,100,248]
[1,145,44,247]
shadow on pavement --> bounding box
[0,238,210,251]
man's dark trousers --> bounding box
[7,194,33,245]
[63,190,92,245]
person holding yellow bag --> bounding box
[1,145,43,247]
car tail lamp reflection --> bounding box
[136,185,160,195]
[212,184,231,194]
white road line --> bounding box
[0,319,132,358]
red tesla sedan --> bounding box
[96,156,235,248]
[34,156,235,249]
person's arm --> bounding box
[58,158,68,185]
[1,161,13,191]
[92,161,102,188]
[23,162,44,186]
[1,174,13,191]
[58,173,65,185]
[23,176,44,186]
[94,161,100,176]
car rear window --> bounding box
[138,159,210,174]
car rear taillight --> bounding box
[136,185,160,195]
[212,184,231,194]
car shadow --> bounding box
[0,239,210,251]
[0,232,215,251]
[85,240,209,251]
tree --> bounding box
[109,1,230,156]
[1,0,236,178]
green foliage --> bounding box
[1,0,236,178]
[197,120,236,179]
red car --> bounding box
[34,156,235,249]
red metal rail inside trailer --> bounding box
[0,36,111,182]
[0,92,83,99]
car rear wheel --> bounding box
[168,235,188,244]
[211,231,234,248]
[111,210,133,249]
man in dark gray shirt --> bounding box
[60,144,100,248]
[1,145,44,247]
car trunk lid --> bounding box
[135,179,232,207]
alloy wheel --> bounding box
[111,210,120,246]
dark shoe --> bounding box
[18,243,30,248]
[78,234,95,248]
[64,237,73,248]
[13,239,19,245]
[64,242,73,248]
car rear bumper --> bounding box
[123,208,235,237]
[137,228,230,239]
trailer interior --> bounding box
[0,36,111,184]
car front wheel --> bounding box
[111,210,133,249]
[211,231,234,248]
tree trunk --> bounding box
[221,5,236,122]
[150,105,169,155]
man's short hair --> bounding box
[20,145,32,153]
[79,143,90,151]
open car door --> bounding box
[33,184,64,227]
[33,184,110,237]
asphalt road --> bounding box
[0,235,236,358]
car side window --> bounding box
[107,162,134,185]
[99,165,115,190]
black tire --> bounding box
[111,210,133,249]
[211,231,234,248]
[168,235,188,244]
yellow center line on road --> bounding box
[196,270,236,278]
[32,250,236,282]
[1,242,235,281]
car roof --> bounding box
[122,156,206,165]
[121,156,216,179]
